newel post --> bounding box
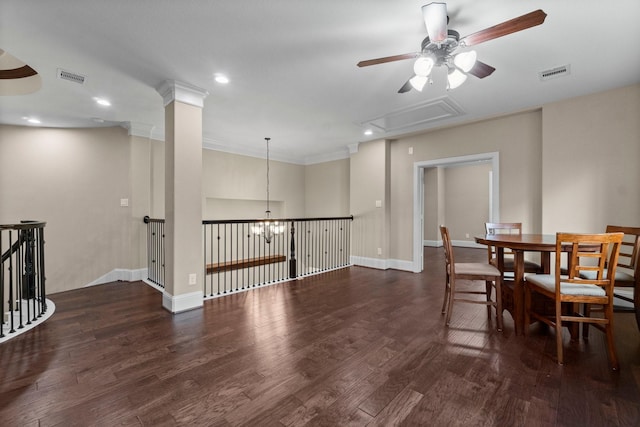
[289,220,297,278]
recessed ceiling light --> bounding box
[364,129,373,136]
[214,74,229,84]
[22,116,41,124]
[93,97,111,106]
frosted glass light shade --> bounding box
[409,75,428,91]
[447,68,467,89]
[413,57,435,77]
[454,51,477,73]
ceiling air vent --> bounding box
[57,68,86,84]
[539,64,570,81]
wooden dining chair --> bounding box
[440,225,503,331]
[581,225,640,333]
[484,222,543,274]
[524,232,624,369]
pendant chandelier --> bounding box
[251,137,285,243]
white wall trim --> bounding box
[85,268,148,287]
[387,258,415,272]
[162,290,203,313]
[451,239,485,249]
[0,299,56,344]
[424,239,441,247]
[351,255,389,270]
[350,256,414,272]
[156,80,209,108]
[413,152,500,273]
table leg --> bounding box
[513,250,525,335]
[541,252,551,274]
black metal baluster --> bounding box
[38,226,46,313]
[217,224,222,294]
[289,221,296,278]
[161,222,165,288]
[17,231,24,329]
[0,231,4,338]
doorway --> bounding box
[412,152,500,272]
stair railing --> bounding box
[1,220,47,339]
[144,216,353,297]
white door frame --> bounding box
[412,152,500,272]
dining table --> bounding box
[475,233,558,335]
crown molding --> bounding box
[156,80,209,108]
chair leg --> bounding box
[495,278,503,332]
[555,299,564,365]
[441,272,450,315]
[582,303,591,339]
[604,303,619,371]
[485,280,493,319]
[445,277,456,326]
[523,283,531,336]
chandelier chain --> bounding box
[265,137,271,217]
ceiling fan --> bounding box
[357,3,547,93]
[0,48,41,95]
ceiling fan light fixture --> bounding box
[453,50,477,73]
[422,2,448,43]
[447,68,467,90]
[413,57,434,77]
[409,75,428,92]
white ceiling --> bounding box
[2,0,639,164]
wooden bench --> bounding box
[206,254,286,274]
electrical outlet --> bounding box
[465,233,470,238]
[188,273,197,285]
[377,247,382,255]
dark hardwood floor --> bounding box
[1,247,639,426]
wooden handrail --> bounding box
[206,254,286,274]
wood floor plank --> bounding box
[1,248,639,426]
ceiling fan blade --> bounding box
[0,65,38,79]
[460,9,547,47]
[467,60,495,79]
[357,53,419,67]
[422,2,448,43]
[398,79,413,93]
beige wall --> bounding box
[389,110,543,261]
[541,84,640,233]
[130,135,152,267]
[0,125,137,293]
[443,162,492,242]
[350,139,389,260]
[0,125,347,293]
[423,164,491,243]
[304,159,350,217]
[202,149,305,219]
[3,84,637,291]
[423,167,440,242]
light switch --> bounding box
[120,198,129,207]
[375,200,382,208]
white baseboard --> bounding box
[425,240,484,249]
[85,268,148,287]
[350,256,388,270]
[0,299,56,344]
[162,290,203,313]
[451,240,485,249]
[350,256,414,272]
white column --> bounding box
[156,80,208,313]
